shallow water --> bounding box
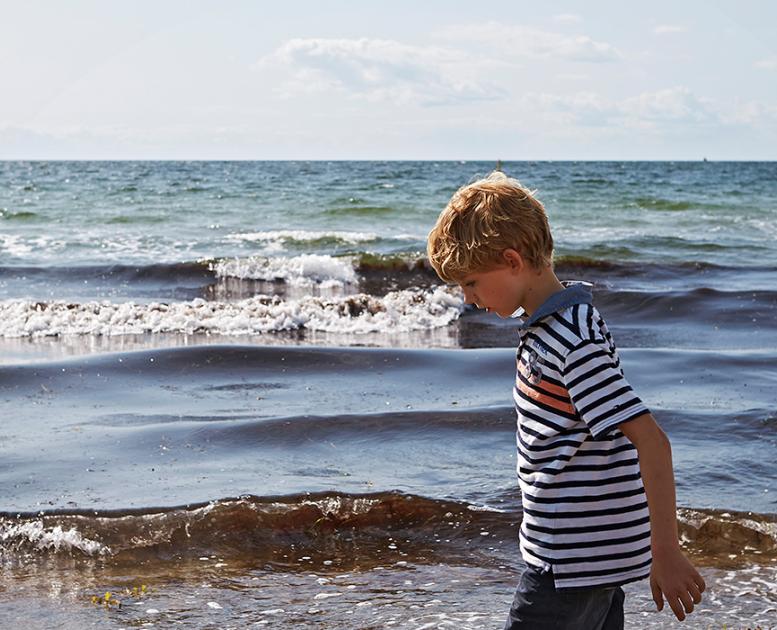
[1,344,775,514]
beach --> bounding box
[1,160,776,628]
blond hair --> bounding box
[427,171,554,283]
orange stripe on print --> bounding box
[518,379,576,415]
[536,378,571,399]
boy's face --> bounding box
[458,264,524,318]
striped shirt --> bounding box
[513,282,652,590]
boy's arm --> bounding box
[619,413,706,622]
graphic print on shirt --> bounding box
[517,344,576,418]
[519,346,542,384]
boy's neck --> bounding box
[520,268,566,317]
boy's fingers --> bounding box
[688,581,703,604]
[667,596,686,622]
[650,577,663,611]
[678,590,695,615]
[694,572,706,593]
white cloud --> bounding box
[654,24,687,35]
[553,14,582,24]
[556,73,590,82]
[527,87,716,129]
[0,125,138,159]
[0,123,289,159]
[527,91,612,127]
[724,100,777,126]
[256,37,507,106]
[755,56,777,70]
[435,22,622,63]
[623,87,713,122]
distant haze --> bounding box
[1,0,776,160]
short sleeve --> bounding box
[562,338,648,439]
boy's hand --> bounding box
[650,547,705,621]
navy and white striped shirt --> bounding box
[513,283,652,590]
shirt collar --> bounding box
[516,281,593,330]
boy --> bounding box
[427,172,705,629]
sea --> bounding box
[1,160,775,629]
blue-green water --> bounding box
[1,160,776,269]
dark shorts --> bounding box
[504,565,625,630]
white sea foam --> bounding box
[0,519,109,555]
[0,233,36,257]
[0,287,463,338]
[212,254,358,286]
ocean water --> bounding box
[1,161,776,629]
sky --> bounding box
[1,0,776,160]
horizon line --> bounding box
[2,158,776,163]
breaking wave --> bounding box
[2,492,774,567]
[0,287,463,338]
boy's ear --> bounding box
[502,248,525,271]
